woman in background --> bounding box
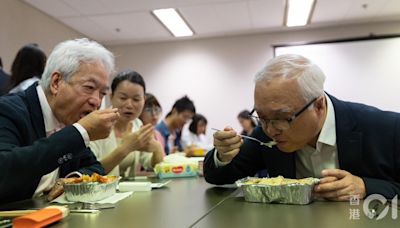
[90,71,163,177]
[139,93,165,154]
[7,43,46,93]
[181,113,212,153]
[237,110,257,136]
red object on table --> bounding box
[13,206,68,228]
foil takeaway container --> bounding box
[236,176,320,205]
[64,178,119,202]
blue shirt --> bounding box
[156,120,182,155]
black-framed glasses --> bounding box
[249,97,318,131]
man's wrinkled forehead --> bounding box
[255,100,293,118]
[254,80,302,116]
[73,62,110,87]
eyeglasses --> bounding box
[143,106,162,116]
[250,97,318,131]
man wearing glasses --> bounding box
[204,54,400,201]
[0,39,119,204]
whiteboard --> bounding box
[274,37,400,112]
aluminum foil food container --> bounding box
[236,176,320,205]
[64,177,119,203]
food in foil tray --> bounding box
[63,173,119,202]
[236,176,320,205]
[64,173,117,184]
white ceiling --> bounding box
[22,0,400,45]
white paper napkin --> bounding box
[151,180,171,188]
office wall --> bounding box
[275,36,400,112]
[0,0,82,71]
[109,21,400,134]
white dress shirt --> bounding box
[296,95,339,178]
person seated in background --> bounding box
[238,109,269,177]
[0,57,10,96]
[156,96,196,155]
[0,38,118,204]
[237,109,257,136]
[204,54,400,201]
[6,43,47,93]
[182,113,213,156]
[90,71,164,177]
[139,93,165,153]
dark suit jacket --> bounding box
[0,84,104,204]
[204,95,400,198]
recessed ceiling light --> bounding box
[152,8,194,37]
[284,0,316,27]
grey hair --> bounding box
[40,38,115,91]
[254,54,325,102]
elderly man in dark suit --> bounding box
[0,38,119,204]
[0,57,10,95]
[204,54,400,201]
